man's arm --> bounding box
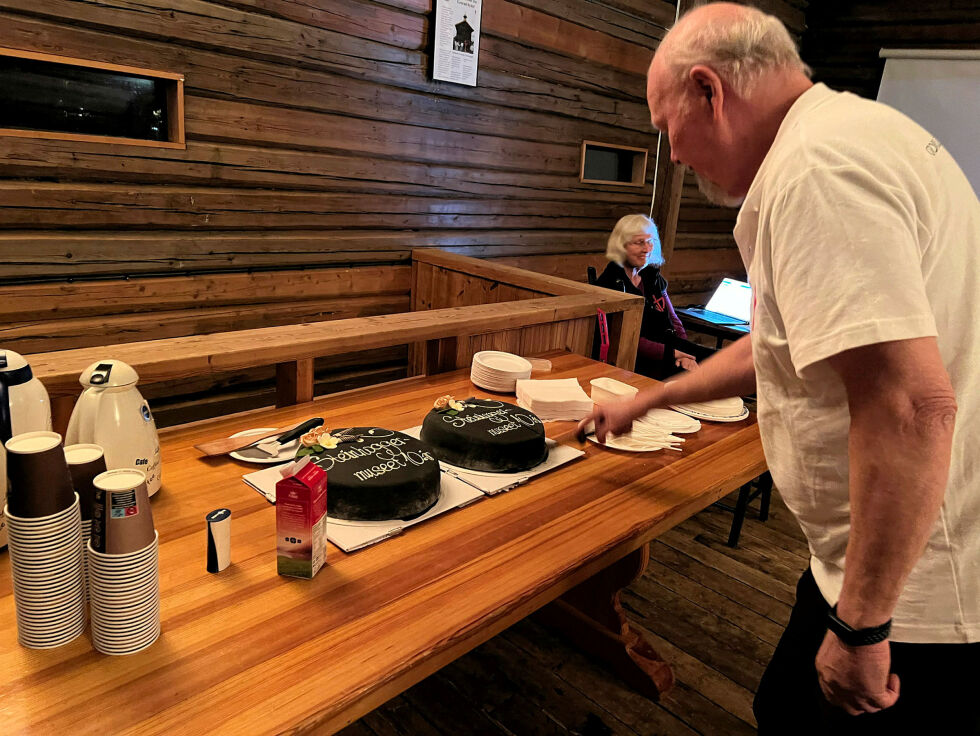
[816,336,957,714]
[582,334,756,441]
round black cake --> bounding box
[303,428,441,521]
[420,398,548,473]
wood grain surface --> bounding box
[0,352,766,735]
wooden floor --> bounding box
[339,489,809,736]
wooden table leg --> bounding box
[535,544,674,699]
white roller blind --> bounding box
[877,50,980,195]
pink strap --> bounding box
[597,309,610,362]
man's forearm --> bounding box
[835,391,956,629]
[637,334,756,413]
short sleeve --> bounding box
[769,164,937,377]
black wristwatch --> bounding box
[827,605,892,646]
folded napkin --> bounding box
[516,378,594,421]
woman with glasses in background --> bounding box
[593,214,697,378]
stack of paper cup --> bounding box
[6,498,86,648]
[87,468,159,655]
[64,443,106,601]
[4,431,86,649]
[87,531,160,655]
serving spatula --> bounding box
[194,418,323,457]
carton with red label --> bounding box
[275,456,327,579]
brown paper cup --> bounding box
[91,469,155,555]
[64,444,106,522]
[4,432,75,519]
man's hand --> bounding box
[815,632,900,716]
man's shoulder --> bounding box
[778,90,927,175]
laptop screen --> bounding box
[705,278,752,322]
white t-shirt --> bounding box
[734,83,980,643]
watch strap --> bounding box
[827,605,891,646]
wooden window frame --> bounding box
[579,140,649,188]
[0,46,185,150]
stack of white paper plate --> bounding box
[470,351,532,392]
[669,396,748,422]
[636,408,702,434]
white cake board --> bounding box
[243,425,584,550]
[401,427,585,495]
[242,466,483,552]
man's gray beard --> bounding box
[696,173,744,208]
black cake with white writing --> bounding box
[305,428,441,521]
[421,398,548,472]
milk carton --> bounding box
[275,457,327,578]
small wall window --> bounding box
[580,141,648,187]
[0,47,185,149]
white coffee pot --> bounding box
[1,349,54,548]
[66,360,162,497]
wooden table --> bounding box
[0,352,766,734]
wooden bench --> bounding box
[23,251,643,432]
[5,249,624,426]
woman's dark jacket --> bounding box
[592,261,687,375]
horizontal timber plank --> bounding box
[497,0,669,48]
[28,294,641,395]
[415,249,614,297]
[0,232,611,281]
[0,184,634,230]
[0,266,410,319]
[183,96,584,173]
[205,0,425,50]
[491,253,610,284]
[663,247,746,279]
[482,0,654,75]
[139,346,408,404]
[2,294,409,353]
[0,137,652,203]
[150,363,409,428]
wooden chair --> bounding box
[715,472,773,547]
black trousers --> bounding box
[754,568,980,735]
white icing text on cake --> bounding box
[312,436,435,481]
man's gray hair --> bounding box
[663,3,811,96]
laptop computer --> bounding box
[678,278,752,327]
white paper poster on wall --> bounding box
[433,0,482,87]
[877,50,980,196]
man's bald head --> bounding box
[651,2,810,99]
[645,2,814,207]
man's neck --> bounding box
[736,74,814,192]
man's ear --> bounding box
[689,65,725,120]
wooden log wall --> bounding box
[802,1,980,99]
[0,0,685,424]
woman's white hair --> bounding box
[663,2,811,98]
[606,214,664,268]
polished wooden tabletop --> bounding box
[0,352,765,735]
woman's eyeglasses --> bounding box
[626,237,654,249]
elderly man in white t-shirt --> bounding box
[581,3,980,734]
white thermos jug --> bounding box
[66,360,162,497]
[0,349,54,547]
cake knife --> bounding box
[255,418,325,457]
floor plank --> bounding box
[339,489,810,735]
